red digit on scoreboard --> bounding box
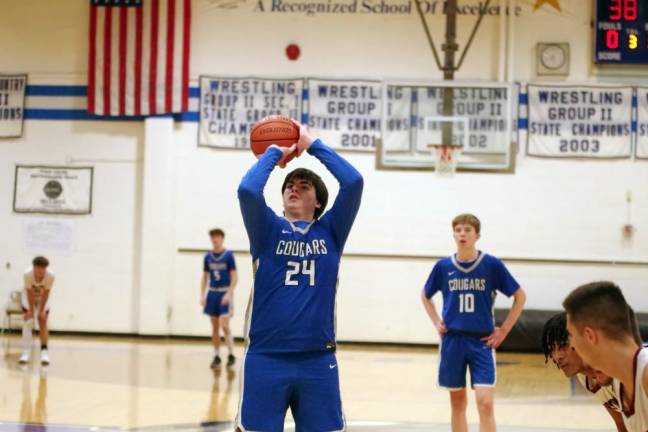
[610,0,622,20]
[625,0,637,20]
[609,0,637,21]
[606,29,620,48]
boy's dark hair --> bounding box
[541,312,569,364]
[452,213,481,234]
[32,256,49,268]
[209,228,225,238]
[628,306,643,345]
[563,281,634,341]
[282,168,329,219]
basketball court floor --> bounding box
[0,334,615,431]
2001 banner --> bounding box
[306,79,381,151]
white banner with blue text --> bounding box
[306,79,381,152]
[527,85,632,158]
[636,87,648,159]
[0,74,27,138]
[198,77,304,149]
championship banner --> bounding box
[13,166,94,215]
[414,85,511,155]
[382,85,414,153]
[306,79,381,151]
[636,87,648,159]
[198,77,303,149]
[0,74,27,138]
[527,85,632,158]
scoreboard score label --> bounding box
[595,0,648,64]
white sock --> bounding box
[225,333,234,355]
[22,319,34,351]
[214,347,220,358]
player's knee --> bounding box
[476,395,494,415]
[37,316,47,326]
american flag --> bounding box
[88,0,191,116]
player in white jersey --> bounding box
[541,312,626,431]
[19,256,54,365]
[564,281,648,431]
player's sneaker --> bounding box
[19,350,30,364]
[226,354,236,368]
[210,355,221,369]
[40,349,50,365]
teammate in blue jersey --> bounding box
[421,213,526,432]
[236,120,363,432]
[201,228,238,369]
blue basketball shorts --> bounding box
[236,351,345,432]
[203,290,230,317]
[438,332,496,390]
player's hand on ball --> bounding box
[291,120,315,157]
[482,326,508,349]
[434,320,448,335]
[269,144,297,168]
[221,292,231,306]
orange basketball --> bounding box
[250,116,300,160]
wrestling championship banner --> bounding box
[13,166,94,215]
[0,74,27,138]
[636,87,648,159]
[527,85,632,158]
[306,79,381,152]
[198,76,303,149]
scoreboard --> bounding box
[594,0,648,64]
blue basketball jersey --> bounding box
[203,250,236,289]
[424,252,520,334]
[238,139,363,354]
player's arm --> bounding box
[223,254,238,305]
[38,287,50,321]
[238,146,292,256]
[200,271,209,306]
[421,265,447,335]
[23,275,35,319]
[223,269,238,305]
[643,362,648,398]
[421,289,447,335]
[295,123,363,248]
[604,404,627,432]
[485,288,526,349]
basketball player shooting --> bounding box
[235,119,363,431]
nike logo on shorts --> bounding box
[329,363,337,369]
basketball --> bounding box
[250,116,300,159]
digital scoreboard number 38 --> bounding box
[595,0,648,64]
